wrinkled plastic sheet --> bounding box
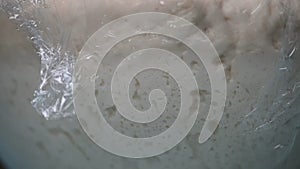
[1,1,300,167]
[1,0,75,119]
[0,0,299,126]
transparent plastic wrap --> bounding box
[1,0,75,119]
[1,0,298,122]
[1,0,300,167]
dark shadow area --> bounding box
[0,159,7,169]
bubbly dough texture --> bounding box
[2,0,300,169]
